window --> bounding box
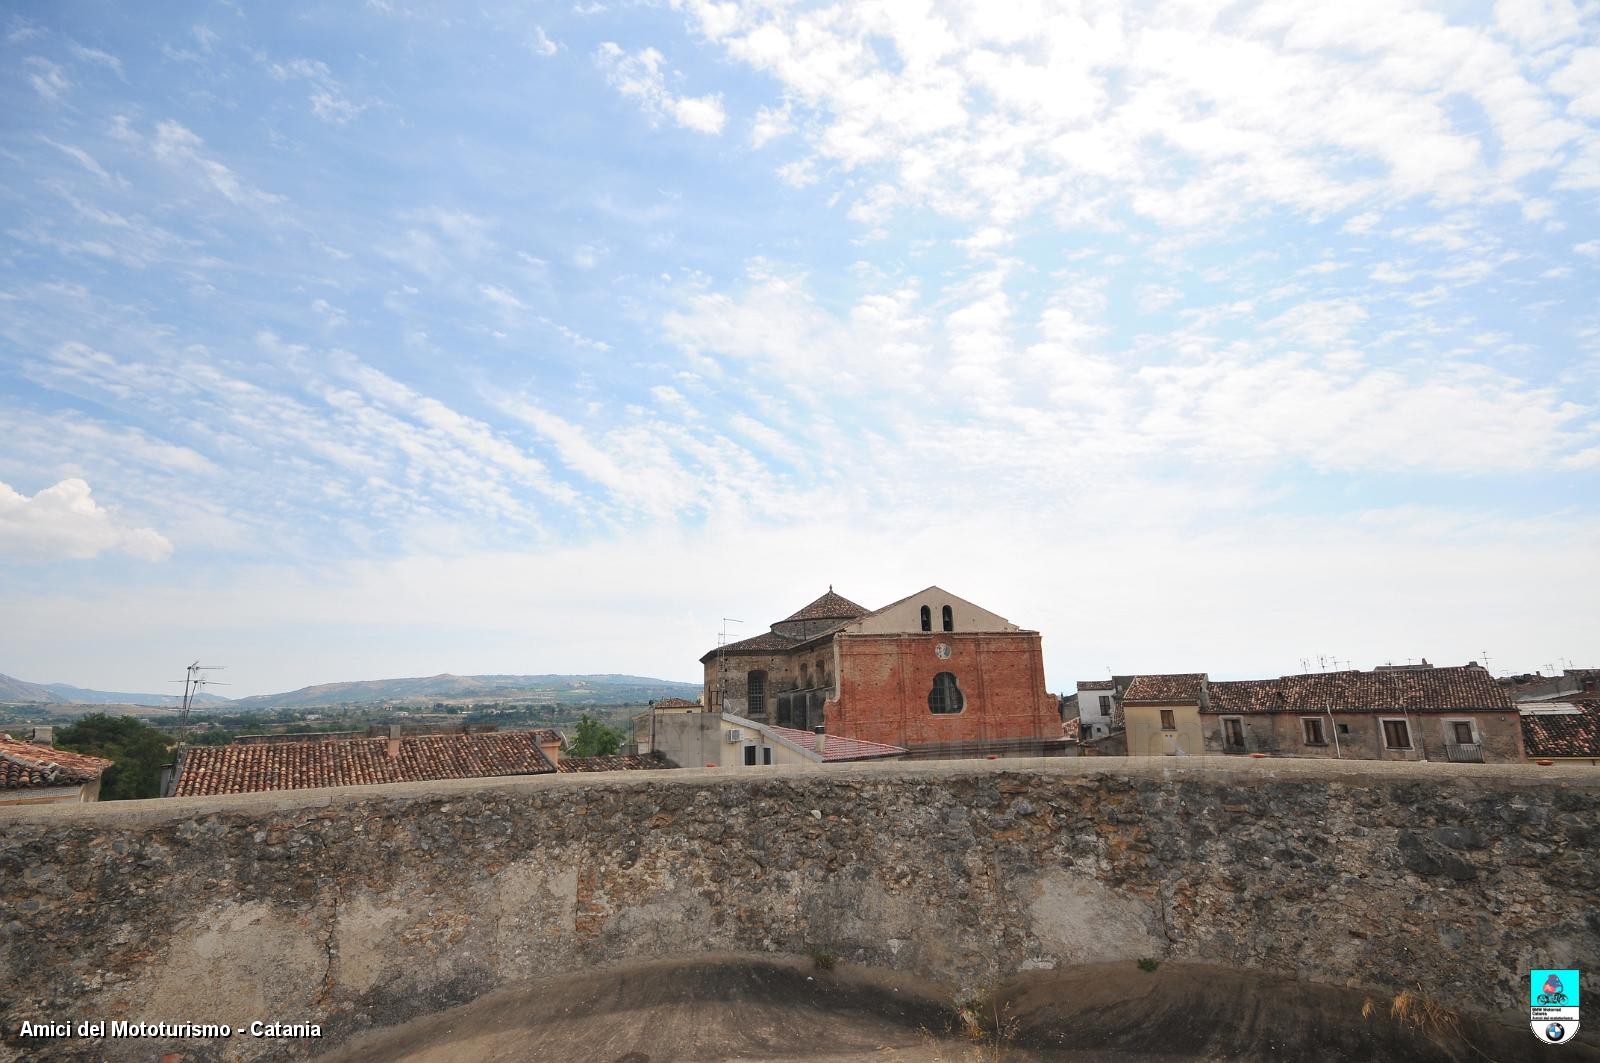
[743,744,757,766]
[746,670,767,716]
[941,605,954,632]
[1302,717,1326,745]
[1160,709,1175,730]
[920,605,932,632]
[1223,718,1245,748]
[762,746,773,765]
[1337,723,1350,734]
[817,659,827,687]
[928,672,964,714]
[1098,695,1112,716]
[1382,719,1412,749]
[1451,721,1475,744]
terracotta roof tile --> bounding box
[767,726,905,761]
[555,752,672,773]
[173,731,555,796]
[1077,680,1115,691]
[1123,674,1207,704]
[1204,666,1514,714]
[1061,718,1081,741]
[652,698,701,709]
[1521,702,1600,759]
[0,735,114,790]
[781,589,868,623]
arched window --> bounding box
[816,659,827,687]
[920,605,932,632]
[941,605,954,632]
[746,670,767,716]
[928,672,964,714]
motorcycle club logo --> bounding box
[1530,969,1580,1044]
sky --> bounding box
[1,0,1597,698]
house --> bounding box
[556,752,673,773]
[699,586,1060,757]
[1501,668,1600,704]
[0,732,113,805]
[1200,664,1522,763]
[649,705,906,769]
[1122,674,1207,756]
[170,726,567,796]
[1074,679,1122,740]
[1519,700,1600,766]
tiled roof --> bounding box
[701,630,800,661]
[652,697,701,709]
[782,589,868,623]
[172,731,555,796]
[0,735,114,790]
[555,752,672,773]
[767,726,906,762]
[1123,674,1207,704]
[1521,702,1600,759]
[1204,666,1514,714]
[1077,680,1115,691]
[1061,718,1081,741]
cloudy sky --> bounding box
[2,0,1597,697]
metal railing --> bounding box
[1444,741,1484,763]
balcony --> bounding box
[1444,741,1484,764]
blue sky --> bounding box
[2,0,1597,696]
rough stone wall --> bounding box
[3,759,1597,1063]
[831,632,1053,749]
[1200,710,1526,762]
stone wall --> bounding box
[3,758,1596,1062]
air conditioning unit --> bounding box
[725,729,743,743]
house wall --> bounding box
[1076,688,1117,737]
[828,632,1054,750]
[1201,711,1526,763]
[1124,703,1204,757]
[0,784,87,807]
[651,713,817,770]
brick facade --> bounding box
[701,587,1057,755]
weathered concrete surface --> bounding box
[314,955,1599,1063]
[2,757,1596,1062]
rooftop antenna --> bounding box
[1479,649,1493,674]
[172,660,226,746]
[716,619,742,715]
[1300,657,1310,674]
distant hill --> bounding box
[228,673,702,710]
[0,674,67,704]
[0,673,230,707]
[42,683,229,707]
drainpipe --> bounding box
[1326,703,1342,759]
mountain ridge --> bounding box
[2,671,702,710]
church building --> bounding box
[699,586,1060,757]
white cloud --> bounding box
[269,57,367,124]
[0,479,172,561]
[68,42,124,78]
[750,103,791,147]
[24,57,69,101]
[148,120,285,209]
[596,42,726,135]
[531,26,559,57]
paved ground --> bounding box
[314,955,1597,1063]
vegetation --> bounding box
[810,950,839,971]
[55,714,174,800]
[569,714,626,757]
[1137,957,1160,973]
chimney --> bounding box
[387,724,402,760]
[29,725,53,747]
[813,725,826,757]
[538,731,561,767]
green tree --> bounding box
[568,714,624,757]
[54,714,174,800]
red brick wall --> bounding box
[829,632,1053,749]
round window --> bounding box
[935,642,951,659]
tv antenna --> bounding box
[172,660,227,745]
[716,619,742,714]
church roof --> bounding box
[781,589,869,623]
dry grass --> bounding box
[1363,986,1500,1063]
[955,989,1022,1062]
